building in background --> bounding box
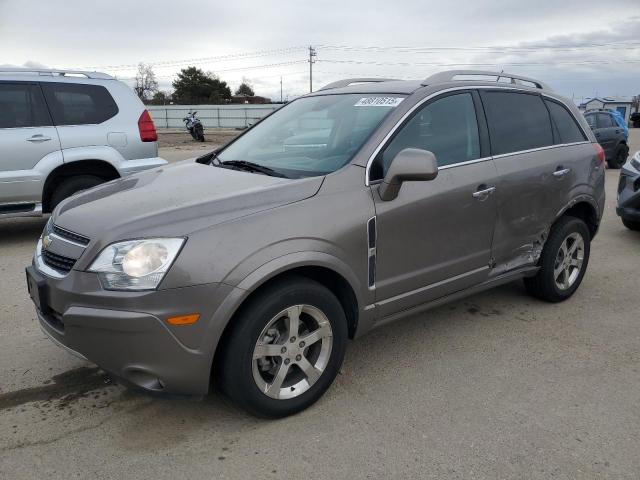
[579,97,633,125]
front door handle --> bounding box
[553,168,571,178]
[472,185,496,200]
[26,135,52,143]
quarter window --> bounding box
[481,91,553,155]
[544,100,586,144]
[41,83,118,125]
[371,92,480,179]
[0,83,51,129]
[596,113,614,128]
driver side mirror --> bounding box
[378,148,439,201]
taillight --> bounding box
[138,110,157,142]
[593,143,605,164]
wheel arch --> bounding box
[556,197,600,239]
[209,254,364,385]
[42,160,120,212]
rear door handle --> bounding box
[553,168,571,178]
[26,135,52,143]
[472,186,496,200]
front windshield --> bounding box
[217,94,406,178]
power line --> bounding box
[117,63,308,81]
[74,46,308,72]
[318,58,640,67]
[318,41,640,54]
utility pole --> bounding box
[308,46,316,93]
[280,76,283,103]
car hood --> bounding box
[53,160,324,245]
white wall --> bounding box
[147,104,281,129]
[582,99,632,124]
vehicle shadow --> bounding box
[0,217,48,246]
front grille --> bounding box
[52,224,90,246]
[42,249,76,273]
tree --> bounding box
[172,66,231,104]
[149,91,171,105]
[235,82,255,96]
[134,63,158,101]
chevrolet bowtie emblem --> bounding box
[42,235,53,249]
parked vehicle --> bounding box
[584,109,629,168]
[617,150,640,231]
[27,70,605,418]
[183,111,205,142]
[0,68,166,218]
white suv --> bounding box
[0,68,167,218]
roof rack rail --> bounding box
[318,78,400,91]
[422,70,551,91]
[0,68,114,80]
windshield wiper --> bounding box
[219,160,288,178]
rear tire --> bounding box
[524,216,591,302]
[607,144,628,169]
[50,175,104,211]
[217,276,347,418]
[622,218,640,231]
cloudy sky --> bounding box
[1,0,638,103]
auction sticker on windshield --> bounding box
[354,97,404,107]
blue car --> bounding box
[584,110,629,168]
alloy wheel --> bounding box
[252,304,333,400]
[553,232,585,290]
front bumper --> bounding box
[616,158,640,221]
[28,263,235,395]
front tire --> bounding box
[524,216,591,302]
[218,277,347,418]
[50,175,104,211]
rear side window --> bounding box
[371,92,480,179]
[544,100,586,144]
[0,83,51,129]
[41,83,118,125]
[481,91,553,155]
[585,114,596,128]
[596,113,614,128]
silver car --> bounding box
[26,70,606,417]
[0,68,166,218]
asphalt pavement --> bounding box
[1,135,639,479]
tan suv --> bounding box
[27,71,605,417]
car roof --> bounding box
[0,68,114,83]
[309,80,424,95]
[309,70,553,97]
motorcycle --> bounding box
[183,111,205,142]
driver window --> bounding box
[370,92,480,180]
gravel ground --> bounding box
[0,131,638,479]
[156,128,240,149]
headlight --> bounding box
[88,238,185,291]
[631,151,640,171]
